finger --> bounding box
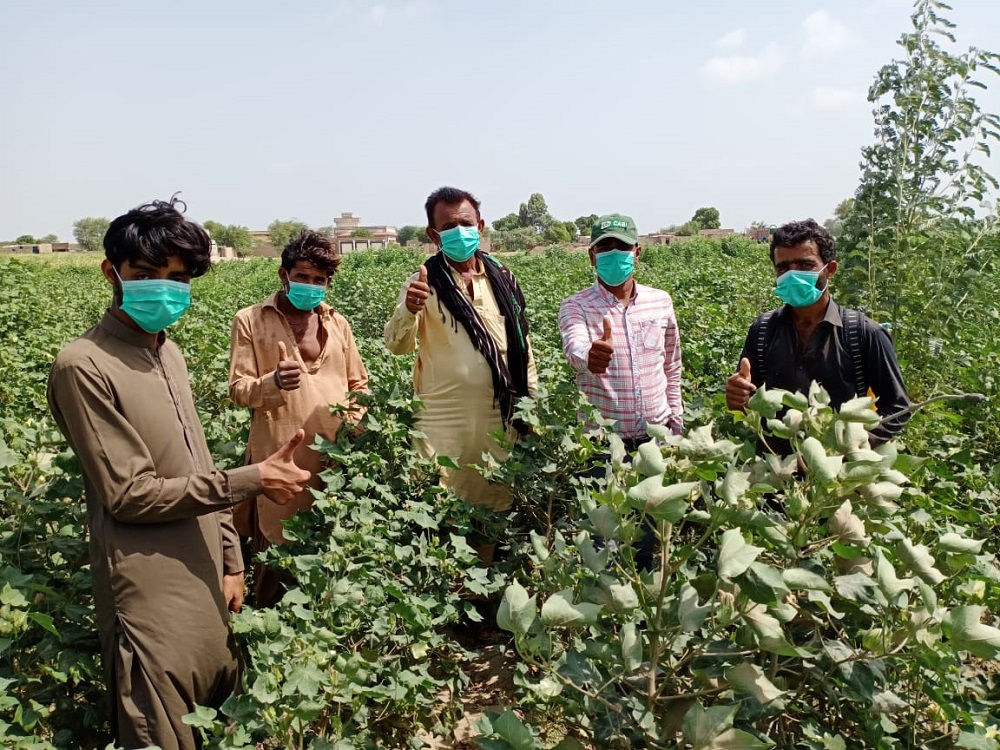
[278,340,289,362]
[601,316,613,343]
[278,428,306,458]
[418,265,428,283]
[738,357,751,380]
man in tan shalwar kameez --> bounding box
[47,198,311,750]
[229,229,369,606]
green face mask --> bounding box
[595,249,635,287]
[115,267,192,333]
[286,280,327,311]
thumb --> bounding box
[418,265,428,283]
[601,316,613,343]
[739,357,752,380]
[278,428,305,459]
[278,340,289,362]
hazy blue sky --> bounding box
[3,0,999,241]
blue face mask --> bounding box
[595,249,635,287]
[774,265,828,307]
[286,280,327,311]
[115,268,191,333]
[439,225,480,262]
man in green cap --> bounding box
[558,214,683,568]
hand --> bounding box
[223,572,245,613]
[274,341,301,391]
[405,266,430,314]
[258,428,312,505]
[587,315,614,374]
[725,357,756,411]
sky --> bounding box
[3,0,1000,241]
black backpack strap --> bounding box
[841,309,866,397]
[755,310,777,385]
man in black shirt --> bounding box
[725,219,910,446]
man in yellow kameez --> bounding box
[384,186,537,523]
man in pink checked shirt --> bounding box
[559,213,684,446]
[558,213,683,569]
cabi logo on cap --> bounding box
[590,213,638,247]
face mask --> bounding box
[595,249,635,287]
[114,268,191,333]
[285,280,327,311]
[439,225,480,262]
[774,264,828,307]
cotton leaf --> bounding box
[898,539,946,585]
[726,663,785,704]
[718,529,763,580]
[621,622,643,671]
[719,467,751,505]
[800,437,843,485]
[943,606,1000,659]
[678,582,713,632]
[830,501,868,545]
[937,532,985,555]
[540,590,602,627]
[633,441,666,477]
[782,567,831,592]
[497,581,536,637]
[873,550,916,600]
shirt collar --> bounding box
[591,279,638,305]
[98,309,166,349]
[777,298,843,326]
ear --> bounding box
[477,217,485,232]
[426,227,440,246]
[588,247,597,268]
[634,244,642,262]
[101,258,116,286]
[826,260,838,278]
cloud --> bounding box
[801,11,851,58]
[334,0,429,26]
[365,3,387,25]
[700,42,784,86]
[715,28,747,50]
[810,86,865,111]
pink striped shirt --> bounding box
[559,281,683,439]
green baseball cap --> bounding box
[590,214,638,247]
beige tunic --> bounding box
[47,311,262,750]
[228,295,369,544]
[384,260,538,511]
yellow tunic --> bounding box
[384,259,537,511]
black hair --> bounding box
[281,229,341,275]
[424,186,482,229]
[104,194,212,277]
[770,219,836,264]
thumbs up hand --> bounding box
[587,315,615,374]
[725,357,756,411]
[274,340,302,391]
[405,266,431,314]
[258,428,312,505]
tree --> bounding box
[14,234,38,245]
[397,226,430,245]
[574,214,598,237]
[40,233,58,243]
[542,223,572,244]
[823,199,854,237]
[691,207,721,230]
[838,0,1000,391]
[674,221,701,237]
[267,219,308,251]
[518,193,553,233]
[204,221,253,254]
[73,217,110,253]
[351,227,373,238]
[492,213,520,232]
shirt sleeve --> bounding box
[228,311,287,411]
[558,296,593,375]
[384,274,420,355]
[48,356,262,524]
[663,307,683,421]
[864,323,912,443]
[525,336,539,397]
[218,506,245,574]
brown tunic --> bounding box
[47,311,262,750]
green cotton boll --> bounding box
[783,408,804,433]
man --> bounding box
[559,213,683,444]
[47,197,311,750]
[229,228,369,606]
[384,186,538,518]
[725,218,910,445]
[559,213,683,570]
